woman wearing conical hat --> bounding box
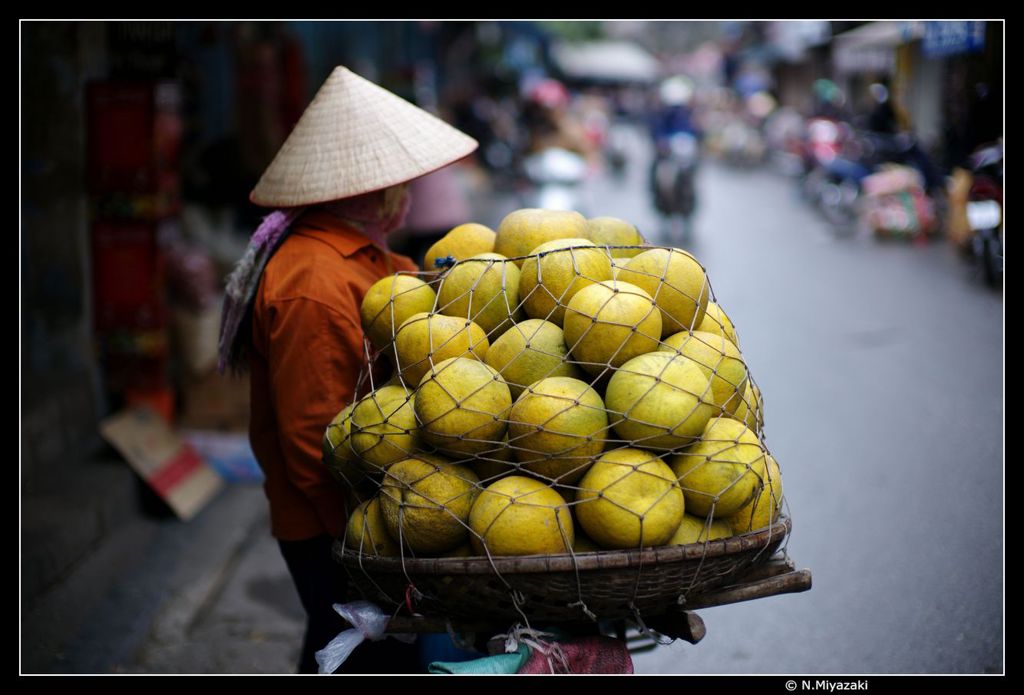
[218,67,477,674]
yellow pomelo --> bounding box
[659,330,748,415]
[344,498,400,556]
[493,208,589,267]
[604,352,717,451]
[668,513,734,545]
[563,280,662,375]
[508,377,608,484]
[394,312,489,387]
[616,248,710,336]
[323,403,363,484]
[730,379,764,434]
[437,253,521,338]
[423,223,496,272]
[669,417,767,518]
[484,318,584,400]
[415,357,512,457]
[575,448,685,549]
[698,301,740,348]
[468,475,574,556]
[585,217,646,258]
[379,454,480,554]
[360,275,438,351]
[519,239,612,326]
[349,385,418,472]
[728,454,783,534]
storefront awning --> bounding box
[552,40,661,84]
[832,21,919,74]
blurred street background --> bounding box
[21,20,1002,675]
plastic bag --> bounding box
[314,601,416,674]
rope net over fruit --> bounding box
[323,239,789,630]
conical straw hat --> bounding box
[250,66,478,207]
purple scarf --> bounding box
[218,208,307,374]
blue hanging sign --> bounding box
[923,21,987,57]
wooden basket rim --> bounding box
[337,516,789,576]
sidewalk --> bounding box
[23,477,305,674]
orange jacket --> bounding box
[249,209,417,541]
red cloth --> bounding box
[517,636,634,674]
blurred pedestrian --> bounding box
[866,82,898,135]
[218,66,477,674]
[521,78,594,160]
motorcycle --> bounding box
[809,128,944,236]
[650,132,700,242]
[799,117,847,205]
[966,142,1003,287]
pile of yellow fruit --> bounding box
[324,209,783,560]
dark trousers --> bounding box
[278,535,423,674]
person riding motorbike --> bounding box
[648,76,702,240]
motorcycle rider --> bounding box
[648,76,702,240]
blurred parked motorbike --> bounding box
[965,141,1003,287]
[805,126,945,236]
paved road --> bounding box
[575,128,1003,675]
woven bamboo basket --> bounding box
[336,516,789,625]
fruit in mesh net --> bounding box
[519,239,613,326]
[468,475,574,556]
[493,208,589,267]
[668,513,734,545]
[697,301,740,348]
[344,497,400,557]
[660,330,748,415]
[727,454,782,534]
[563,280,663,375]
[585,216,646,258]
[394,312,490,387]
[323,403,363,484]
[379,455,480,555]
[360,275,438,351]
[575,448,685,549]
[423,222,496,272]
[484,319,584,400]
[508,376,608,484]
[349,385,419,472]
[437,253,522,337]
[604,351,717,450]
[616,248,710,336]
[731,379,764,434]
[669,417,768,518]
[414,357,513,457]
